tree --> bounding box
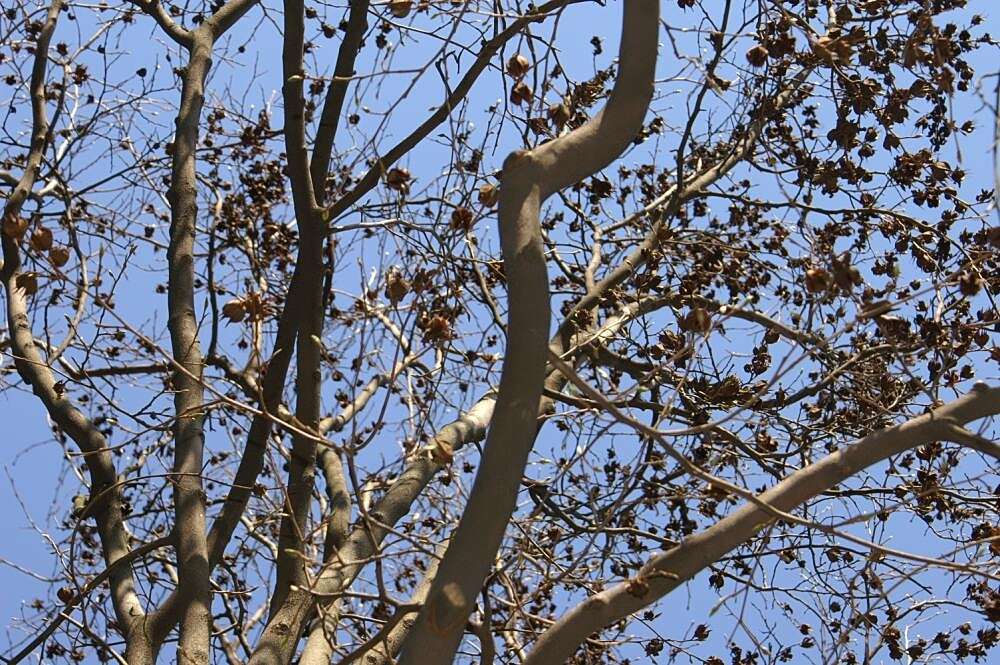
[1,0,998,663]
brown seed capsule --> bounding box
[477,183,499,207]
[450,207,474,231]
[3,215,29,240]
[986,226,1000,249]
[222,299,247,323]
[385,167,411,193]
[745,44,769,67]
[57,586,75,603]
[547,101,571,128]
[959,271,983,297]
[804,267,832,293]
[15,272,39,295]
[385,270,410,305]
[510,80,533,106]
[527,116,549,136]
[389,0,412,19]
[679,307,712,333]
[506,53,531,79]
[832,253,862,290]
[49,246,70,267]
[30,226,53,251]
[423,313,452,342]
[930,160,950,181]
[242,292,265,321]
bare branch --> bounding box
[523,386,1000,663]
[398,2,660,662]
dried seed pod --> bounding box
[389,0,412,19]
[222,299,247,323]
[527,116,549,135]
[30,226,53,251]
[804,267,833,293]
[506,53,531,79]
[745,44,769,67]
[3,215,29,240]
[832,253,862,290]
[49,246,70,267]
[547,101,571,128]
[423,313,453,343]
[986,226,1000,249]
[385,167,411,193]
[15,272,39,295]
[242,292,266,321]
[477,183,499,207]
[510,80,533,106]
[450,206,474,231]
[385,269,410,304]
[679,307,712,333]
[959,271,983,297]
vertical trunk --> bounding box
[249,2,327,662]
[167,36,214,665]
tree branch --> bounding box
[0,0,147,649]
[164,27,215,665]
[310,0,371,203]
[397,3,659,662]
[522,385,1000,663]
[320,0,574,225]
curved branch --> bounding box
[1,0,147,645]
[555,67,811,346]
[129,1,193,47]
[523,385,1000,663]
[396,3,659,662]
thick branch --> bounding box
[555,68,811,346]
[310,0,370,202]
[202,0,261,39]
[523,386,1000,663]
[130,1,193,47]
[0,0,146,646]
[321,0,573,224]
[397,3,659,662]
[245,2,332,661]
[165,30,214,665]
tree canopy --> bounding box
[1,1,999,664]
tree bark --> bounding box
[167,33,214,665]
[1,0,147,647]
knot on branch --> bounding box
[426,582,470,637]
